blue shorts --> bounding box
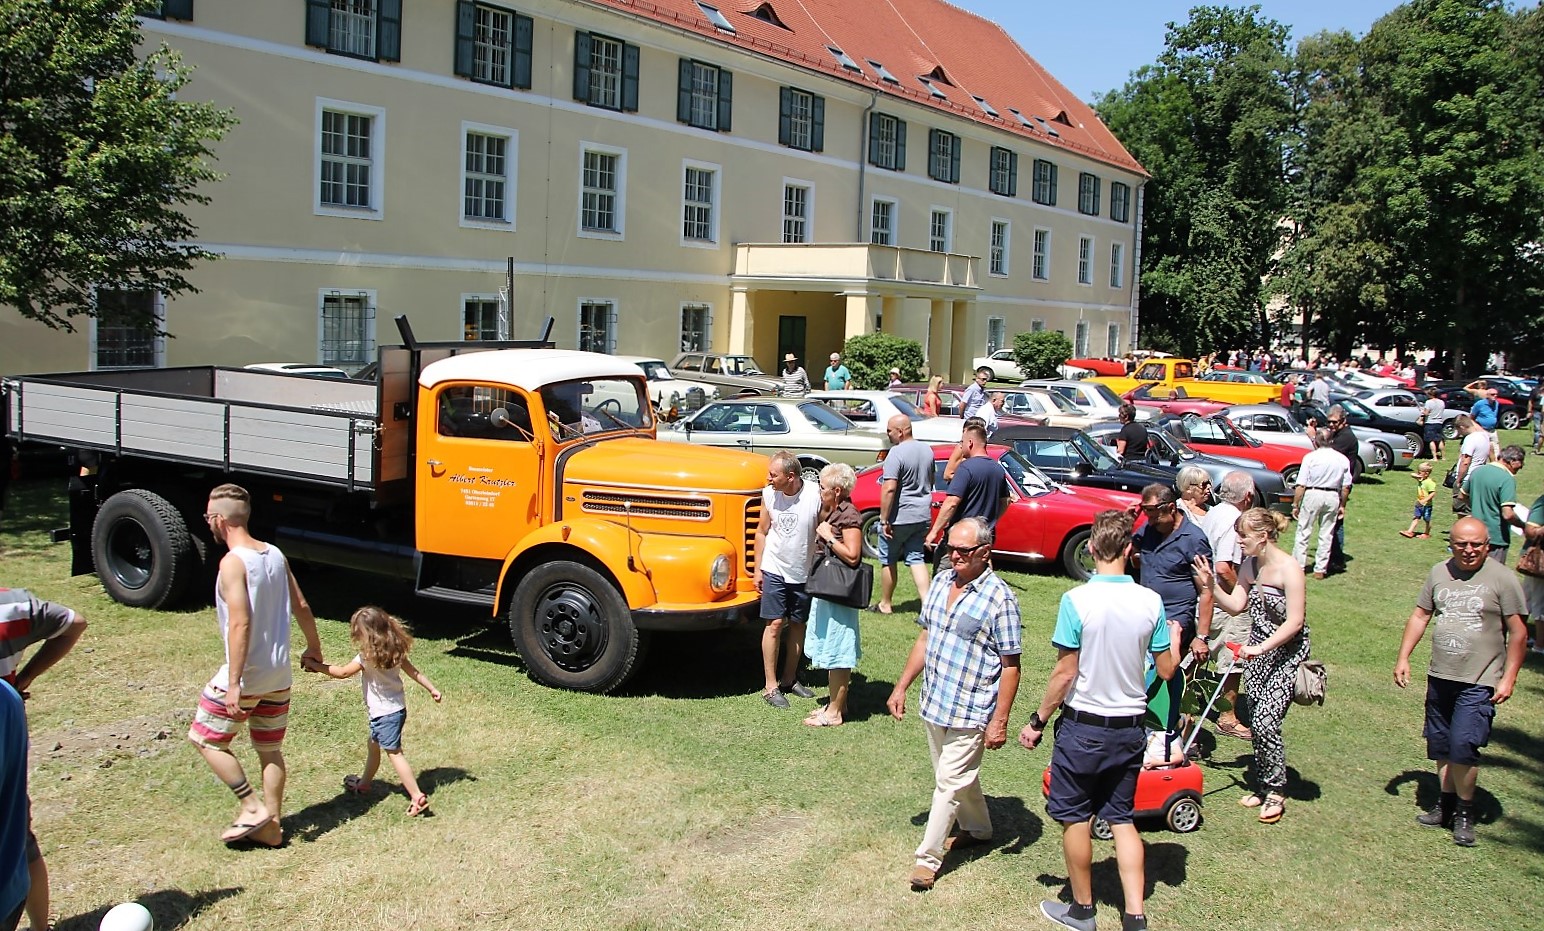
[1045,717,1145,825]
[369,708,407,751]
[758,572,810,623]
[1412,503,1433,521]
[877,521,928,567]
[1423,423,1444,443]
[1424,677,1494,766]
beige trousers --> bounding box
[916,721,992,871]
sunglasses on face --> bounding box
[943,542,988,557]
[1141,503,1176,515]
[1451,541,1488,550]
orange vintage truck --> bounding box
[1091,358,1289,406]
[2,319,765,693]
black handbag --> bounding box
[806,554,873,609]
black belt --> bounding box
[1305,486,1342,492]
[1061,708,1143,729]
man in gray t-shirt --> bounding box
[1395,516,1527,846]
[875,416,936,613]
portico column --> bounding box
[728,286,754,354]
[949,299,974,383]
[840,290,880,338]
[928,299,952,379]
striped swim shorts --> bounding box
[188,684,291,751]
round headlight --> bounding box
[710,554,733,591]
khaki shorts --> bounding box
[188,685,290,751]
[1207,608,1252,673]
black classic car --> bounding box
[988,425,1178,496]
[1083,422,1296,515]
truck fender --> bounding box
[494,519,657,611]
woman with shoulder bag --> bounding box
[803,463,865,727]
[1194,507,1310,825]
[1520,492,1544,656]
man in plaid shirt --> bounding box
[887,516,1022,891]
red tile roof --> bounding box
[583,0,1145,176]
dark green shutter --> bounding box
[1093,180,1100,215]
[1049,162,1057,206]
[513,14,533,89]
[716,69,732,132]
[1008,151,1018,197]
[573,32,592,101]
[894,119,906,171]
[161,0,193,19]
[779,88,792,146]
[949,133,960,183]
[868,113,881,165]
[810,95,824,152]
[305,0,330,47]
[677,59,694,124]
[378,0,401,61]
[927,129,939,179]
[621,43,640,111]
[454,1,476,78]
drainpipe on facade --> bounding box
[856,93,877,241]
[1129,182,1146,351]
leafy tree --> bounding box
[841,333,924,390]
[1012,330,1072,380]
[0,0,235,331]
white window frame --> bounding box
[680,302,712,353]
[471,3,513,86]
[680,158,721,248]
[1106,322,1121,358]
[1109,241,1125,289]
[928,207,952,254]
[460,121,518,231]
[1075,320,1090,357]
[317,288,377,367]
[870,197,897,246]
[1077,235,1094,286]
[1032,227,1051,281]
[986,316,1006,354]
[782,178,812,244]
[315,98,386,220]
[1030,319,1046,333]
[578,141,627,240]
[328,0,377,59]
[588,33,624,109]
[89,288,166,370]
[989,219,1010,277]
[686,61,724,131]
[871,113,902,171]
[461,292,506,341]
[577,298,618,353]
[786,89,815,151]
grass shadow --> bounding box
[1035,840,1189,909]
[1384,769,1504,824]
[903,794,1045,884]
[281,767,476,841]
[56,886,242,931]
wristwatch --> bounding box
[1028,711,1046,731]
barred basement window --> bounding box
[321,292,375,366]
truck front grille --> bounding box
[580,490,711,521]
[744,496,761,575]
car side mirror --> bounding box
[1170,453,1181,467]
[684,418,694,435]
[1073,463,1092,479]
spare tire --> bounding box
[92,489,197,608]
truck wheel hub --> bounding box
[534,585,608,671]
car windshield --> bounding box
[798,401,859,431]
[635,361,671,381]
[1147,430,1195,461]
[996,449,1050,495]
[722,356,764,376]
[540,377,652,440]
[886,394,927,421]
[1026,390,1081,413]
[1339,398,1375,420]
[1070,431,1119,470]
[1088,383,1123,408]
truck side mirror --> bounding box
[489,408,512,429]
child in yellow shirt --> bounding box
[1400,461,1437,539]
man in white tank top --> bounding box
[187,483,323,848]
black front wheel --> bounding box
[1061,528,1095,581]
[91,488,197,609]
[509,560,643,693]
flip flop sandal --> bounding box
[1399,530,1416,538]
[407,794,431,817]
[1239,793,1264,808]
[1258,796,1286,824]
[803,712,842,727]
[221,815,274,844]
[342,774,373,795]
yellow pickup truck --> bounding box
[1093,359,1289,407]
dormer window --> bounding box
[827,45,862,72]
[749,2,788,29]
[697,2,735,33]
[924,65,953,86]
[868,60,899,84]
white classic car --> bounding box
[972,350,1024,382]
[615,355,720,419]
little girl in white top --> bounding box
[304,606,442,816]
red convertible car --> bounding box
[849,444,1142,580]
[1153,415,1310,484]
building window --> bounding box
[140,1,193,20]
[305,0,401,63]
[868,113,906,171]
[1075,321,1090,357]
[778,88,824,152]
[464,295,503,340]
[1032,158,1057,206]
[678,59,732,131]
[682,163,718,244]
[1032,228,1050,281]
[986,316,1006,354]
[1031,319,1045,333]
[1111,182,1131,223]
[320,290,375,367]
[574,32,639,112]
[454,2,533,90]
[1109,242,1125,288]
[782,182,810,244]
[316,100,385,219]
[929,209,951,253]
[1078,236,1094,285]
[870,199,895,245]
[989,146,1017,197]
[462,126,516,227]
[927,129,960,183]
[1107,323,1121,358]
[1078,172,1101,216]
[579,300,617,353]
[579,144,625,237]
[989,220,1009,276]
[93,289,163,370]
[680,304,711,352]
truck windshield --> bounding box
[540,377,653,439]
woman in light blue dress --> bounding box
[804,463,864,726]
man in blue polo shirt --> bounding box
[1021,509,1181,931]
[1130,484,1213,653]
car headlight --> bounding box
[710,554,733,592]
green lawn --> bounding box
[7,439,1544,931]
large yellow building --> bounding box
[1,0,1146,379]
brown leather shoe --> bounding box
[1312,572,1326,580]
[948,832,992,851]
[909,865,937,891]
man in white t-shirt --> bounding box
[1420,386,1446,460]
[753,451,822,708]
[1452,414,1493,516]
[1292,428,1353,578]
[189,483,323,848]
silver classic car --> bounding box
[659,397,888,478]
